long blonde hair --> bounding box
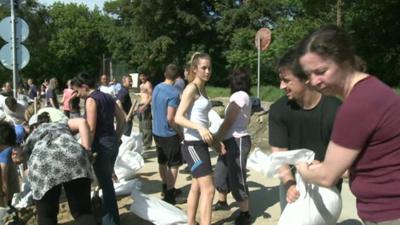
[187,52,211,83]
[48,78,58,90]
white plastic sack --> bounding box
[120,132,144,155]
[114,133,144,181]
[208,109,223,134]
[247,147,272,177]
[0,207,9,225]
[95,179,138,198]
[114,179,137,197]
[11,178,33,209]
[265,149,342,225]
[130,180,187,225]
[114,151,144,181]
[267,149,315,178]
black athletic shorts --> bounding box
[181,140,212,178]
[154,134,183,167]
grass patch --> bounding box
[207,85,284,102]
[206,86,231,99]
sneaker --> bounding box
[161,183,167,197]
[212,201,229,211]
[173,187,182,196]
[234,212,251,225]
[163,189,176,205]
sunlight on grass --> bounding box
[207,85,284,102]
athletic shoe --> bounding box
[212,201,229,211]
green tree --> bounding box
[46,2,109,82]
[103,0,215,81]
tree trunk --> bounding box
[336,0,343,27]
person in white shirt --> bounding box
[212,68,252,225]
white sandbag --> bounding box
[246,147,272,177]
[11,178,33,209]
[0,207,9,225]
[95,179,138,198]
[114,134,144,181]
[266,149,315,178]
[208,109,223,134]
[130,180,187,225]
[114,179,137,196]
[266,149,342,225]
[120,132,143,155]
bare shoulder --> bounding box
[145,81,153,90]
[182,83,197,96]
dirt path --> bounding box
[48,100,363,225]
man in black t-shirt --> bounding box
[116,75,133,136]
[269,49,342,211]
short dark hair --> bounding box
[5,96,18,112]
[230,68,251,94]
[277,48,307,81]
[71,72,96,89]
[164,64,178,80]
[0,121,16,146]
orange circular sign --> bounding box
[255,28,272,51]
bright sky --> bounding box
[38,0,107,10]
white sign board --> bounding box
[0,17,29,42]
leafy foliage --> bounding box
[0,0,399,89]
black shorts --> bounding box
[154,134,183,167]
[182,140,212,178]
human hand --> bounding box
[212,142,226,155]
[295,162,309,177]
[197,126,213,146]
[219,142,227,155]
[286,182,300,203]
[138,105,145,113]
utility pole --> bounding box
[11,0,17,97]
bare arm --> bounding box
[0,163,8,204]
[114,103,126,140]
[167,106,182,138]
[144,82,153,106]
[271,146,300,203]
[116,100,124,114]
[271,146,295,183]
[126,100,137,121]
[60,93,65,105]
[214,102,240,141]
[68,118,92,151]
[69,91,78,110]
[85,97,97,138]
[175,84,213,145]
[296,141,360,187]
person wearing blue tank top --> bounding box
[175,52,221,225]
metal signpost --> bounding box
[254,28,272,100]
[0,0,30,98]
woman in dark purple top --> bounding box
[296,25,400,224]
[71,72,125,225]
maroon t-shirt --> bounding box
[331,76,400,222]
